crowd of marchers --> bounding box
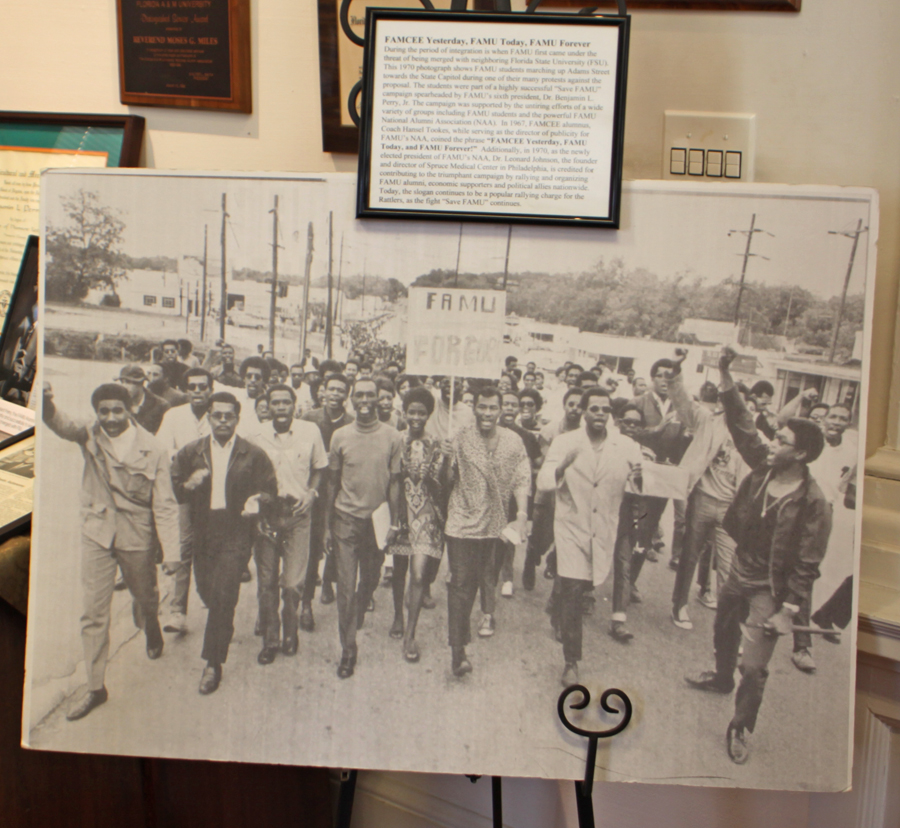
[45,332,857,767]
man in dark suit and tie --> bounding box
[171,391,277,695]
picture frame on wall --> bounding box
[316,0,799,155]
[115,0,252,112]
[356,9,630,227]
[0,112,145,337]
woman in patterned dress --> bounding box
[390,386,448,662]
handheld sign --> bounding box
[406,287,506,380]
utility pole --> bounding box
[299,222,314,361]
[219,193,228,342]
[727,213,772,327]
[326,211,334,358]
[200,225,208,342]
[268,195,282,356]
[827,218,867,363]
[502,225,512,290]
[334,233,344,328]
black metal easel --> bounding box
[335,683,632,828]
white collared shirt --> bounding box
[651,391,672,416]
[209,435,236,510]
[104,422,137,463]
[156,403,212,456]
[252,420,327,501]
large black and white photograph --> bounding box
[22,169,875,791]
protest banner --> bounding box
[406,286,507,379]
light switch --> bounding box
[688,149,704,176]
[662,112,756,181]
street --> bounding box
[27,529,852,789]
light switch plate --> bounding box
[662,111,756,182]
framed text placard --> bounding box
[116,0,251,112]
[356,10,629,228]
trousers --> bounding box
[672,488,736,614]
[193,513,252,665]
[447,537,498,648]
[332,510,383,655]
[168,502,193,616]
[713,575,780,733]
[81,537,159,691]
[255,511,312,648]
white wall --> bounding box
[4,0,900,824]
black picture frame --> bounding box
[356,9,630,228]
[0,236,39,421]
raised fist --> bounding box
[719,346,738,372]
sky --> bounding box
[41,170,875,301]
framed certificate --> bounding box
[116,0,252,112]
[356,10,630,228]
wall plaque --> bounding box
[116,0,251,112]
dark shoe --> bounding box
[240,568,252,584]
[543,563,556,580]
[389,615,404,639]
[320,581,335,605]
[337,651,356,679]
[561,661,579,688]
[522,560,536,591]
[685,670,734,694]
[404,640,420,663]
[67,687,108,721]
[822,630,842,645]
[299,603,315,632]
[113,576,128,592]
[282,634,299,656]
[668,556,680,571]
[199,663,222,695]
[146,623,164,660]
[645,548,659,563]
[451,647,472,677]
[629,586,642,605]
[791,648,816,674]
[258,646,278,665]
[609,621,633,643]
[726,723,750,764]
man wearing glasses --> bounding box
[156,367,215,635]
[171,392,277,695]
[685,347,831,765]
[537,387,643,687]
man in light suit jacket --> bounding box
[42,381,180,722]
[171,391,277,695]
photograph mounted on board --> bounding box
[23,169,874,793]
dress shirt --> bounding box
[105,422,137,462]
[156,403,212,456]
[210,435,236,510]
[252,421,327,500]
